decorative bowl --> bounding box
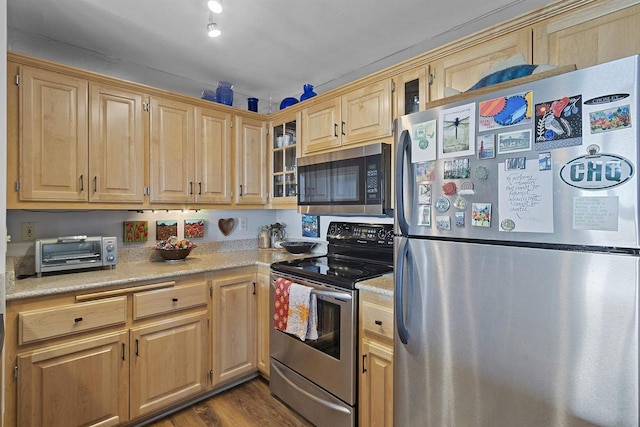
[280,97,299,110]
[155,237,196,261]
[155,246,196,261]
[280,241,317,254]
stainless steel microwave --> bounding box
[297,143,392,216]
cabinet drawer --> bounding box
[133,282,207,320]
[19,296,127,345]
[361,299,394,340]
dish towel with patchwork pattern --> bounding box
[273,277,318,341]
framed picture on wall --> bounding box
[302,214,320,238]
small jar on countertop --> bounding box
[258,227,271,249]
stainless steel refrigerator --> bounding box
[394,55,639,426]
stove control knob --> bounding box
[377,229,386,240]
[106,244,115,252]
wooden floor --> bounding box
[143,377,313,427]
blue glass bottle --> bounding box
[215,81,233,106]
[300,84,317,101]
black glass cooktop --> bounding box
[271,221,394,289]
[271,255,393,289]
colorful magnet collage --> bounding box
[409,83,632,232]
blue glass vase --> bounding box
[300,84,317,101]
[215,81,233,106]
[247,97,258,112]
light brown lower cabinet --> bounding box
[6,276,219,427]
[211,272,257,386]
[17,331,129,427]
[359,291,394,427]
[130,312,209,419]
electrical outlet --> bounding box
[239,217,247,231]
[22,222,37,241]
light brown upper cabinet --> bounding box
[430,29,532,101]
[149,96,195,203]
[195,106,233,204]
[301,79,392,155]
[534,0,640,69]
[18,68,147,204]
[89,82,146,203]
[149,98,235,205]
[18,66,89,202]
[234,115,268,205]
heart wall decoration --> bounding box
[218,218,235,236]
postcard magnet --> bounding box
[436,216,451,230]
[539,152,551,171]
[418,183,432,205]
[471,203,492,227]
[419,206,431,227]
[505,157,526,170]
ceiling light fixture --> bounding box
[208,0,222,14]
[207,13,221,37]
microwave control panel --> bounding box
[366,159,381,202]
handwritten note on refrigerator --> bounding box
[498,161,554,233]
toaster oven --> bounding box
[35,236,118,276]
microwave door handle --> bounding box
[396,129,410,235]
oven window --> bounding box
[303,297,341,360]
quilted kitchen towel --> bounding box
[273,278,318,341]
[285,283,318,341]
[273,277,291,332]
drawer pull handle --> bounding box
[172,298,178,303]
[374,320,382,326]
[74,317,83,323]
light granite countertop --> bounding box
[6,249,395,301]
[5,249,303,301]
[356,273,394,297]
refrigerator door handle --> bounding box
[395,237,410,344]
[395,129,410,236]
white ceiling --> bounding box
[7,0,553,110]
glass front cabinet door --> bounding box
[270,111,300,207]
[393,66,430,120]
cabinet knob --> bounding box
[172,298,178,303]
[74,317,83,323]
[374,320,382,326]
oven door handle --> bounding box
[271,361,351,415]
[271,279,352,302]
[312,289,352,301]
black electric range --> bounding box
[270,221,394,289]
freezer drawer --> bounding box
[394,237,639,427]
